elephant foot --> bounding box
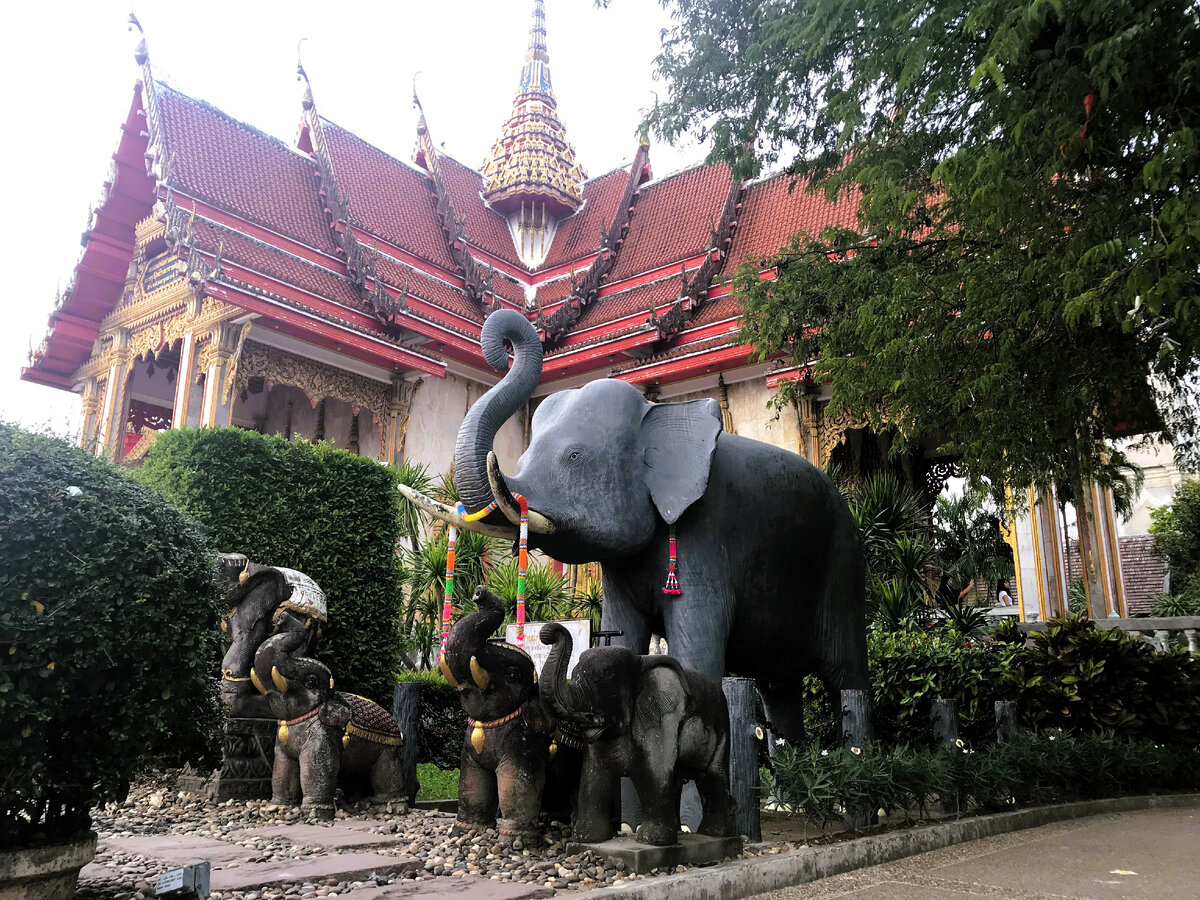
[451,818,493,837]
[303,802,336,821]
[496,817,539,840]
[572,822,615,844]
[698,811,737,838]
[635,821,678,846]
[270,795,300,807]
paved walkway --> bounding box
[747,805,1200,900]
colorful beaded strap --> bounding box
[662,524,681,596]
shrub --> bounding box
[868,628,1011,747]
[395,670,466,770]
[768,733,1200,827]
[134,427,404,706]
[0,424,223,848]
[1003,613,1200,743]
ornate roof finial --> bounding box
[481,0,585,235]
[128,13,148,66]
[297,39,314,111]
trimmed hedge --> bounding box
[395,670,466,770]
[0,425,223,848]
[134,427,404,706]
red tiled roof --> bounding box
[533,275,576,308]
[609,163,733,282]
[541,166,630,269]
[320,120,457,272]
[572,277,681,332]
[438,154,524,267]
[488,272,528,307]
[724,172,860,274]
[1118,535,1168,616]
[157,86,336,254]
[374,253,484,325]
[610,334,734,374]
[189,220,364,310]
[688,294,741,327]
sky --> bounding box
[0,0,705,437]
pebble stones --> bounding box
[77,777,753,898]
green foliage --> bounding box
[1003,613,1200,742]
[932,489,1013,588]
[768,734,1200,827]
[868,628,1009,747]
[1150,478,1200,610]
[650,0,1200,480]
[415,763,459,801]
[485,557,573,622]
[394,671,466,770]
[845,472,935,630]
[0,425,223,848]
[133,427,404,706]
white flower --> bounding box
[850,746,862,755]
[775,738,785,746]
[1048,734,1056,741]
[65,486,83,497]
[821,749,829,756]
[955,738,964,748]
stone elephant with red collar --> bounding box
[251,631,406,819]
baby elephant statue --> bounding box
[539,623,737,846]
[252,631,406,819]
[440,586,555,837]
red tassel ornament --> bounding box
[662,524,681,596]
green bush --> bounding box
[395,670,466,770]
[134,427,404,706]
[0,424,223,848]
[769,733,1200,827]
[868,628,1011,747]
[1003,613,1200,743]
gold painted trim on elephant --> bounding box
[344,722,403,747]
[274,599,329,624]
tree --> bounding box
[932,487,1014,590]
[647,0,1200,607]
[1149,478,1200,613]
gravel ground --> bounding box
[75,776,801,899]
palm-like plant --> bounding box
[932,487,1013,593]
[484,557,573,623]
[570,580,604,632]
[394,460,435,553]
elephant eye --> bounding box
[568,450,581,462]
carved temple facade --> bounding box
[22,2,1130,618]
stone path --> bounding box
[746,805,1200,900]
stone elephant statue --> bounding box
[539,623,736,846]
[439,586,556,837]
[217,553,325,718]
[252,632,405,819]
[399,308,868,743]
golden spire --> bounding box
[481,0,585,234]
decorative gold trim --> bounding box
[233,340,390,421]
[345,721,403,747]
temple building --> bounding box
[21,3,1138,620]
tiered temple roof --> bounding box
[22,5,862,400]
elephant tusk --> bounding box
[486,452,556,535]
[469,655,490,690]
[250,668,268,695]
[271,665,289,693]
[438,656,460,687]
[396,483,519,540]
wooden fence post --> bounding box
[722,676,761,842]
[931,698,961,815]
[841,689,875,832]
[994,700,1019,743]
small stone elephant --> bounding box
[252,632,406,818]
[539,623,737,846]
[440,586,555,837]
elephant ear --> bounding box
[320,692,353,731]
[638,398,723,524]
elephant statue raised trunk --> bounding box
[441,585,555,837]
[540,623,737,846]
[399,308,868,744]
[252,632,405,819]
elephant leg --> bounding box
[299,733,339,820]
[369,746,406,808]
[271,743,301,806]
[760,682,807,745]
[598,572,653,654]
[631,768,679,846]
[496,758,544,837]
[696,736,737,837]
[455,754,499,834]
[573,750,617,843]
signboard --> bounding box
[505,618,592,679]
[155,862,210,899]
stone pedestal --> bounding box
[177,717,276,800]
[566,833,742,875]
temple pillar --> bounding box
[1075,482,1126,618]
[172,330,200,428]
[97,329,133,460]
[1020,485,1069,620]
[199,321,243,427]
[384,375,421,465]
[78,376,105,454]
[794,394,820,464]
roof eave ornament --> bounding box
[297,39,315,111]
[128,12,148,66]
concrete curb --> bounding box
[580,792,1200,900]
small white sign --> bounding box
[506,618,592,679]
[156,869,186,894]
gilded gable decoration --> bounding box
[234,341,390,423]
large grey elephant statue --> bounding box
[399,309,867,742]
